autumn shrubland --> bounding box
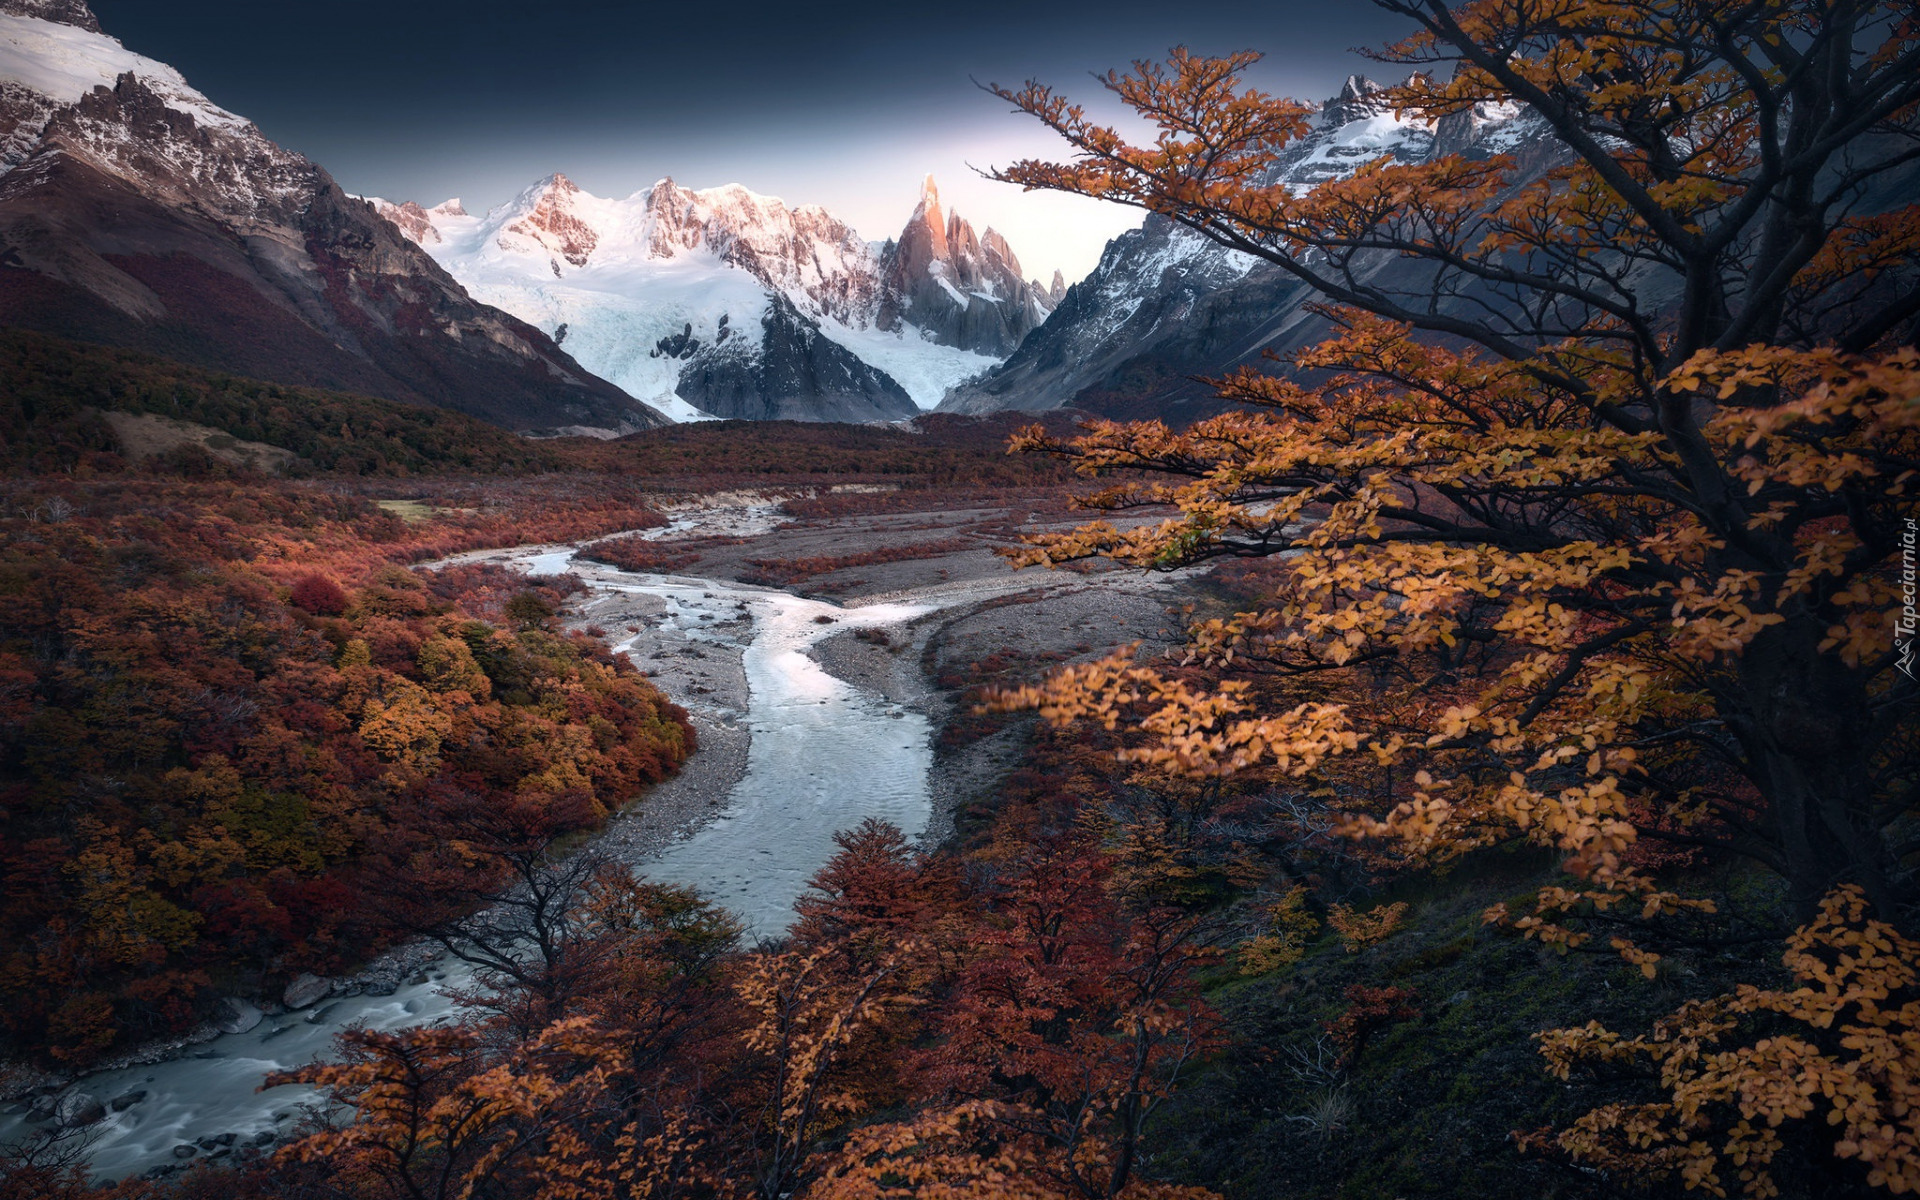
[0,343,1097,1078]
[7,2,1920,1199]
[0,476,695,1066]
[737,538,978,587]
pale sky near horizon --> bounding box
[89,0,1413,282]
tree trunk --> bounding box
[1735,620,1897,922]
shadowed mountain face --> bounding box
[874,175,1054,357]
[0,0,665,433]
[660,292,918,423]
[938,76,1557,422]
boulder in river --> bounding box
[55,1090,105,1127]
[283,973,331,1010]
[110,1089,148,1112]
[211,997,263,1035]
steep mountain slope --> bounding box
[940,76,1544,421]
[875,175,1053,356]
[0,0,665,433]
[373,174,1056,421]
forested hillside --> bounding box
[0,477,694,1063]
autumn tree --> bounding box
[273,876,741,1200]
[1533,885,1919,1197]
[984,3,1919,1192]
[815,835,1222,1200]
[986,1,1920,943]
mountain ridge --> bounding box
[938,74,1547,420]
[369,170,1058,420]
[0,0,668,433]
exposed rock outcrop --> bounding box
[282,973,330,1010]
[0,0,99,31]
[876,176,1051,356]
[210,998,263,1035]
[55,1089,104,1128]
[673,292,917,422]
[0,6,665,432]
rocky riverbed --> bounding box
[0,490,1199,1180]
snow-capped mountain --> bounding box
[370,173,1058,422]
[0,0,664,432]
[876,175,1055,356]
[941,75,1544,420]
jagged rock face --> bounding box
[0,6,664,432]
[0,0,97,31]
[505,173,597,268]
[876,176,1052,356]
[427,170,1051,355]
[647,179,884,326]
[941,74,1539,421]
[371,173,1049,420]
[377,199,440,245]
[939,216,1272,420]
[672,292,917,422]
[448,174,887,327]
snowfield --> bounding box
[0,11,248,134]
[813,320,999,408]
[368,175,1040,420]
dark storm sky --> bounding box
[88,0,1412,279]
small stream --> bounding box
[0,546,945,1180]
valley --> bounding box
[2,1,1915,1198]
[0,490,1196,1182]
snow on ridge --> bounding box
[0,11,247,132]
[372,171,1057,421]
[814,320,999,409]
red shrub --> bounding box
[1326,985,1421,1066]
[289,571,350,615]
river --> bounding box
[0,543,958,1180]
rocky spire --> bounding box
[0,0,101,30]
[879,176,1056,356]
[1323,73,1388,125]
[981,228,1021,279]
[503,172,597,268]
[1048,269,1067,306]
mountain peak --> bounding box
[1339,74,1382,102]
[0,4,661,433]
[503,173,598,267]
[880,183,1054,356]
[1,0,100,31]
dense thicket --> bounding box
[0,480,693,1064]
[0,331,563,477]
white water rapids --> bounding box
[0,546,961,1180]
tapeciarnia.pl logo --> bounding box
[1900,517,1917,681]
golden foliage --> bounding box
[1237,885,1319,975]
[1536,887,1920,1197]
[1326,901,1409,953]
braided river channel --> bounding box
[0,542,959,1180]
